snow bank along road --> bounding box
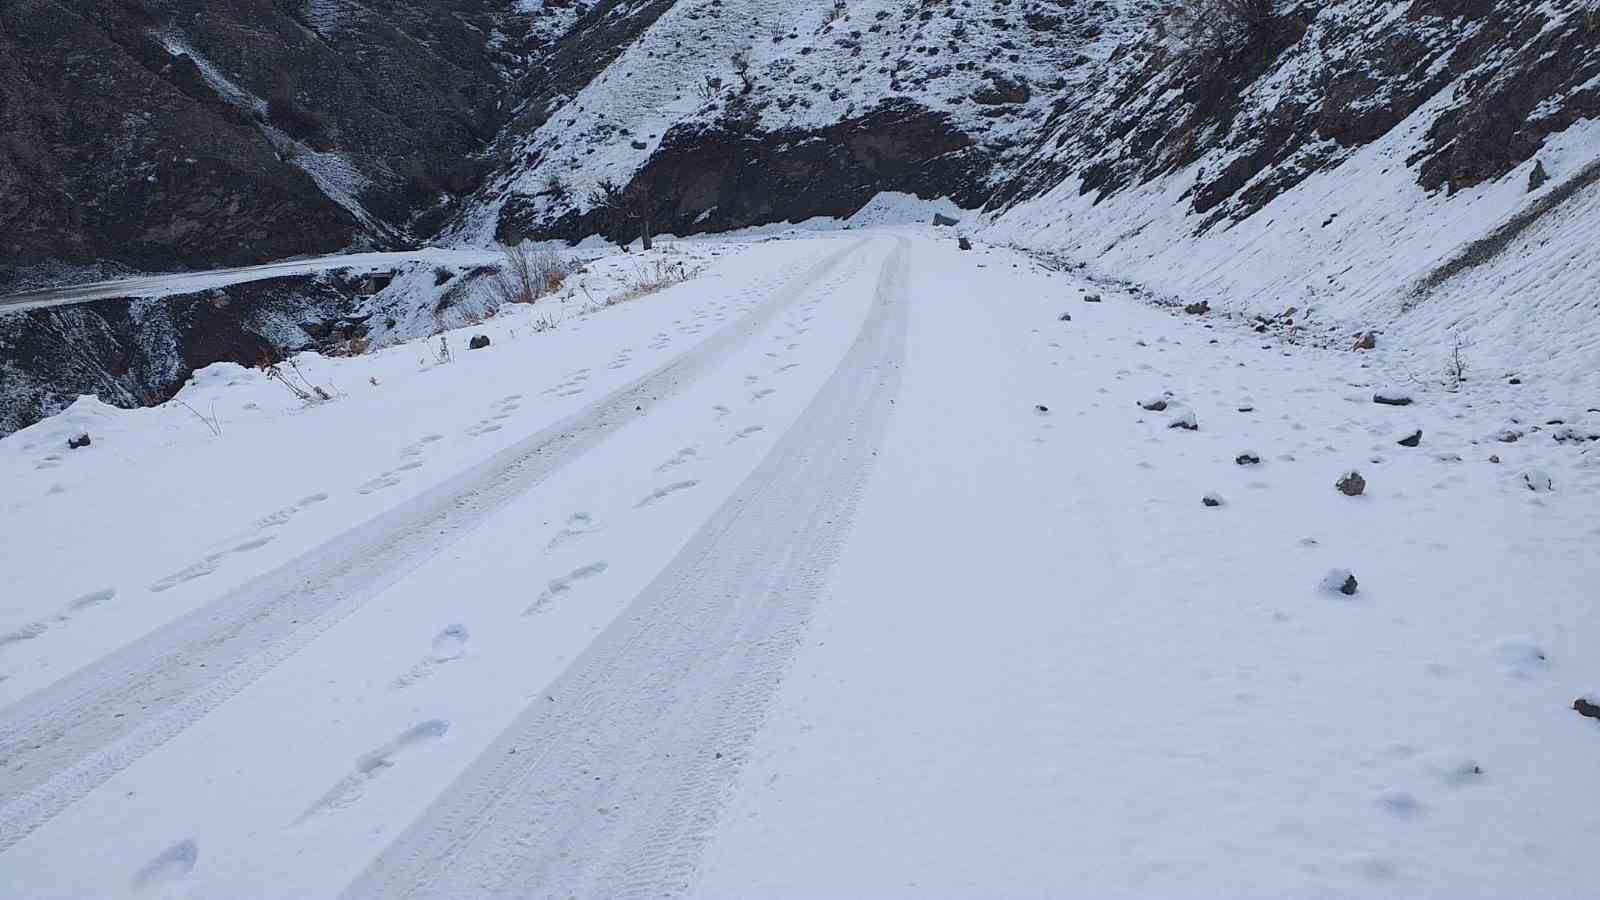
[2,229,1598,898]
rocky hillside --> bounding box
[0,0,527,288]
[986,0,1600,389]
[462,0,1153,244]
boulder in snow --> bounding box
[469,334,491,350]
[958,236,972,251]
[67,433,91,450]
[1235,452,1261,466]
[1139,397,1168,412]
[1336,471,1366,496]
[1183,300,1209,315]
[1574,697,1600,720]
[1353,332,1377,350]
[1528,158,1550,192]
[932,213,960,227]
[1167,408,1198,430]
[1373,391,1413,406]
[1397,430,1422,447]
[1083,293,1102,303]
[1521,469,1553,492]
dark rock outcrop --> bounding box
[0,276,363,435]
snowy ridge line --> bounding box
[340,237,911,899]
[0,237,872,854]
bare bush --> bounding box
[1443,334,1469,390]
[607,259,691,306]
[731,48,755,94]
[543,172,570,202]
[258,355,332,403]
[820,1,848,31]
[588,178,655,250]
[1164,0,1274,68]
[490,243,570,305]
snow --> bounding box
[462,0,1149,241]
[1,229,1597,896]
[987,99,1600,402]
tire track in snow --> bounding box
[340,237,911,900]
[0,237,874,853]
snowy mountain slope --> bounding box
[1,228,1596,897]
[466,0,1154,243]
[987,0,1600,396]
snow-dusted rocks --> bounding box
[1521,469,1554,492]
[1139,396,1169,412]
[1235,451,1260,466]
[1166,407,1197,430]
[1321,569,1359,596]
[1336,470,1366,496]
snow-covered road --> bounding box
[0,249,506,313]
[1,230,1596,898]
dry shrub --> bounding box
[490,243,571,305]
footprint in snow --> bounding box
[751,388,776,401]
[655,447,700,472]
[357,471,404,495]
[131,839,198,891]
[295,720,449,825]
[68,587,117,612]
[728,425,765,444]
[636,480,699,508]
[149,555,224,592]
[523,562,610,615]
[391,625,470,689]
[547,512,598,549]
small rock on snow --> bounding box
[1373,391,1413,406]
[1083,293,1101,302]
[1034,404,1050,414]
[1397,430,1422,447]
[1183,301,1209,315]
[1167,408,1198,430]
[1321,569,1359,596]
[1521,469,1554,492]
[469,334,491,350]
[1235,452,1261,466]
[1058,312,1072,322]
[1336,471,1366,496]
[1574,697,1600,720]
[67,433,91,450]
[1139,397,1168,412]
[1202,493,1225,508]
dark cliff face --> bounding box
[501,100,980,245]
[0,0,527,287]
